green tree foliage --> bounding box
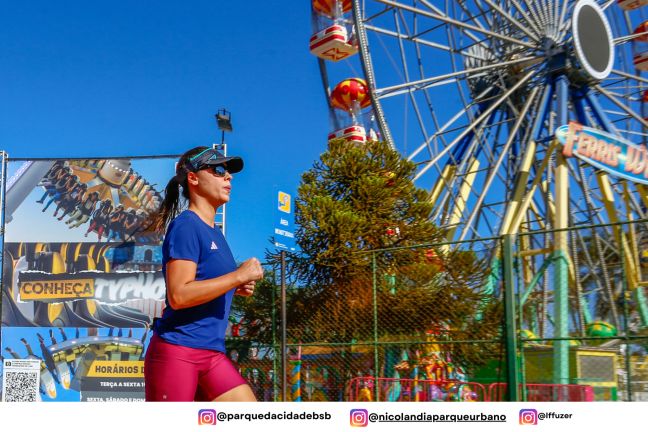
[271,139,502,368]
[293,139,438,285]
[231,274,278,347]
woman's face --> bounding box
[189,166,233,207]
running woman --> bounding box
[144,146,263,402]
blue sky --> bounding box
[0,1,329,262]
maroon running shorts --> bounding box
[144,334,248,401]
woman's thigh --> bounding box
[144,335,200,401]
[195,352,250,401]
[212,384,256,402]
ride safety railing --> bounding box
[346,377,488,402]
[488,383,595,402]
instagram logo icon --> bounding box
[198,409,217,426]
[519,409,538,425]
[350,409,369,427]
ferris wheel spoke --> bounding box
[541,0,557,29]
[599,86,639,99]
[409,8,454,151]
[524,0,548,36]
[600,84,645,91]
[610,68,648,85]
[553,1,563,36]
[375,55,540,98]
[583,89,621,133]
[408,84,493,162]
[395,5,447,45]
[445,9,489,151]
[430,114,500,221]
[373,0,537,49]
[391,10,414,89]
[600,0,616,11]
[616,129,648,138]
[459,87,538,241]
[371,31,406,84]
[483,0,541,42]
[391,8,432,149]
[508,140,561,235]
[508,0,544,37]
[396,5,496,62]
[614,30,648,45]
[362,4,393,22]
[363,24,451,52]
[555,0,578,40]
[556,0,570,41]
[595,84,648,128]
[415,69,535,181]
[461,0,505,42]
[413,60,450,151]
[528,0,550,30]
[468,115,506,177]
[528,0,546,26]
[364,22,494,63]
[577,162,615,322]
[556,0,572,41]
[548,0,558,40]
[605,110,637,119]
[452,0,494,35]
[418,0,493,45]
[477,0,503,29]
[358,0,393,22]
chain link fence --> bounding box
[515,222,648,402]
[228,222,648,402]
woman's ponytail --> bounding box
[153,176,182,232]
[152,145,208,233]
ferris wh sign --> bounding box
[556,122,648,185]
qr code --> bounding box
[4,371,39,402]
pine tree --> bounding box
[273,139,502,368]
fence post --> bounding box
[280,250,287,402]
[372,251,379,401]
[503,234,520,401]
[515,235,528,401]
[271,267,278,401]
[618,229,633,401]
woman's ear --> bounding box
[186,171,199,186]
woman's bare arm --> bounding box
[166,257,263,309]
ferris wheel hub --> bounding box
[541,37,562,58]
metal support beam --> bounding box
[445,158,479,241]
[553,75,570,386]
[427,164,455,208]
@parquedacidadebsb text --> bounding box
[216,412,331,422]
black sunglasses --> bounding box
[200,165,230,177]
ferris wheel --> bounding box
[310,0,648,374]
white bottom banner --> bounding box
[0,402,646,431]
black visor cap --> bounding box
[189,148,244,174]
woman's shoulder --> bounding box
[171,210,195,223]
[166,211,200,233]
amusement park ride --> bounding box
[310,0,648,398]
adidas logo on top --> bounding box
[211,241,218,250]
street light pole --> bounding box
[215,109,233,145]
